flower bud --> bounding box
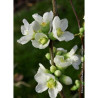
[45,53,51,60]
[50,65,56,73]
[60,75,72,85]
[54,70,62,77]
[79,27,84,34]
[71,85,78,91]
[81,56,84,62]
[56,51,63,55]
[75,80,80,88]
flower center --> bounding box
[46,78,56,88]
[57,28,64,37]
[41,22,47,26]
[39,37,48,45]
[60,57,65,62]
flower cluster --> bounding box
[17,11,81,98]
[17,11,74,49]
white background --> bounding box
[0,0,98,98]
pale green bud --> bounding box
[45,53,51,60]
[60,75,72,85]
[54,70,62,77]
[81,56,85,62]
[79,27,84,34]
[71,85,78,91]
[75,80,80,88]
[50,65,57,73]
[56,51,63,55]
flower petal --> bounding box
[55,81,62,92]
[30,21,40,32]
[57,48,67,53]
[68,45,78,56]
[62,31,74,41]
[71,55,81,70]
[32,14,43,24]
[21,25,27,35]
[36,83,48,93]
[53,16,61,30]
[60,18,68,31]
[43,11,53,23]
[23,19,29,29]
[35,33,47,41]
[34,72,47,83]
[48,88,57,98]
[17,35,32,45]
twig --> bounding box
[69,0,84,98]
[69,0,80,29]
[49,40,55,65]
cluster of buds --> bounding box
[17,11,82,98]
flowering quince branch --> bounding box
[17,0,82,98]
[69,0,84,98]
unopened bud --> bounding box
[56,51,63,55]
[50,65,56,73]
[54,70,62,77]
[75,80,80,88]
[79,27,84,34]
[71,85,78,91]
[60,75,72,85]
[45,53,51,60]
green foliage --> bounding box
[14,0,84,98]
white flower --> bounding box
[17,19,40,45]
[31,33,50,49]
[54,45,81,70]
[32,11,53,26]
[52,16,74,41]
[34,63,62,98]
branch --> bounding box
[69,0,80,29]
[69,0,84,98]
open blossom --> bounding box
[34,63,62,98]
[54,45,81,70]
[32,11,53,26]
[31,33,50,49]
[52,16,74,41]
[17,19,40,44]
